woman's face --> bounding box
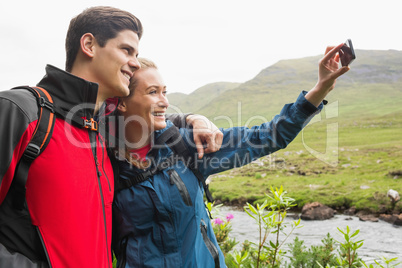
[118,67,169,133]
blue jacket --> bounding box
[113,91,322,267]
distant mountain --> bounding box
[168,49,402,127]
[167,82,240,114]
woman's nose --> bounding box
[158,94,169,108]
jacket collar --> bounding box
[36,64,99,123]
[118,121,175,173]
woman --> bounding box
[113,45,349,267]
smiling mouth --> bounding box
[122,73,131,81]
[152,112,165,117]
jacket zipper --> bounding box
[99,135,111,191]
[200,219,220,268]
[90,131,111,268]
[168,169,192,206]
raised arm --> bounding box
[182,44,350,178]
[180,91,321,178]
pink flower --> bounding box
[213,218,224,225]
[226,213,234,221]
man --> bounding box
[0,6,222,267]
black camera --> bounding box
[339,39,356,66]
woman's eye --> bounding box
[163,91,167,96]
[149,90,157,95]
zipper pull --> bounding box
[95,158,102,177]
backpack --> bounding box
[114,125,214,203]
[10,86,56,210]
[0,86,56,264]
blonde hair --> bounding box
[128,58,158,94]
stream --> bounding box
[219,206,402,266]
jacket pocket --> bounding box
[200,219,220,268]
[168,169,192,206]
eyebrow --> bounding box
[146,85,166,91]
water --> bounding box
[219,206,402,266]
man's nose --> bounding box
[128,57,140,72]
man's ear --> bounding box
[117,100,127,113]
[80,33,97,58]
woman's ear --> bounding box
[117,100,127,113]
[80,33,96,58]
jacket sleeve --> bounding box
[182,91,323,178]
[165,113,192,128]
[0,90,37,205]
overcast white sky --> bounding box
[1,0,401,94]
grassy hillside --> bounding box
[208,112,402,213]
[172,49,402,213]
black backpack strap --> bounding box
[115,154,178,192]
[162,126,214,203]
[116,169,154,191]
[10,86,56,210]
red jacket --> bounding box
[0,65,114,267]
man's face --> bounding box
[92,29,140,100]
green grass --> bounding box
[208,112,402,213]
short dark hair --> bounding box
[65,6,143,72]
